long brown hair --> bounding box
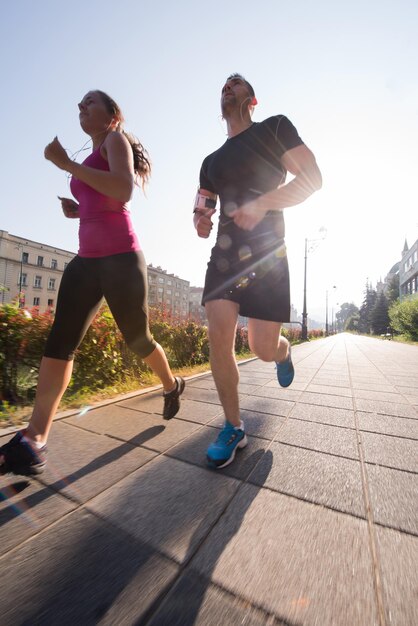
[95,90,151,187]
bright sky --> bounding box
[1,0,417,322]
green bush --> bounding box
[389,297,418,341]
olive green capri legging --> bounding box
[44,251,156,361]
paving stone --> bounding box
[65,403,203,452]
[376,527,418,626]
[87,455,241,564]
[366,464,418,534]
[0,473,76,556]
[212,409,286,440]
[191,486,378,626]
[276,419,359,459]
[118,389,166,415]
[0,509,178,626]
[297,392,354,410]
[147,569,287,625]
[355,399,418,419]
[37,421,156,503]
[353,389,409,403]
[290,403,355,428]
[351,381,397,393]
[179,387,222,406]
[239,395,294,417]
[249,442,365,517]
[357,412,418,439]
[361,431,418,472]
[249,386,302,402]
[306,383,353,397]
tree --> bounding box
[345,312,360,332]
[336,302,359,332]
[370,292,390,335]
[386,274,400,304]
[358,282,377,334]
[389,297,418,340]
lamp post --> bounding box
[301,228,327,341]
[301,238,308,340]
[326,285,337,336]
[15,244,24,308]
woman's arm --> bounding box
[44,132,134,202]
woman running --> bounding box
[0,90,185,476]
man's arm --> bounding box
[231,144,322,231]
[193,189,217,238]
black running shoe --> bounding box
[163,376,185,420]
[0,431,47,476]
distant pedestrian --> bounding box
[194,73,322,468]
[1,90,184,477]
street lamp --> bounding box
[301,228,327,341]
[15,244,24,308]
[326,285,337,336]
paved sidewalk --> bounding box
[1,333,417,625]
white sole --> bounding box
[212,434,248,469]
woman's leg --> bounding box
[102,252,176,391]
[23,257,103,444]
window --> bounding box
[175,291,179,297]
[48,299,54,307]
[18,273,27,287]
[33,297,40,306]
[22,252,29,264]
[48,278,56,290]
[167,280,172,286]
[158,277,164,283]
[37,256,44,267]
[34,275,42,288]
[51,259,58,269]
[158,287,163,293]
[166,289,172,295]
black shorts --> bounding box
[44,251,156,361]
[202,244,290,322]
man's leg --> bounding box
[247,319,288,362]
[248,318,294,387]
[205,299,240,426]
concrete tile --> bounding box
[367,464,418,534]
[353,389,410,404]
[0,509,178,626]
[351,381,397,393]
[119,389,166,415]
[355,399,418,419]
[249,443,365,517]
[290,403,356,428]
[376,527,418,626]
[179,386,222,406]
[306,383,353,397]
[239,372,271,387]
[65,404,203,452]
[362,432,418,472]
[249,386,302,402]
[358,412,418,439]
[239,395,294,417]
[264,379,307,391]
[395,385,418,399]
[211,409,286,440]
[187,378,217,390]
[87,456,241,564]
[148,569,287,625]
[167,427,270,481]
[191,486,378,626]
[298,391,354,410]
[0,474,76,556]
[276,419,358,459]
[37,421,156,503]
[311,378,351,388]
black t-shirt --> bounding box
[199,115,304,268]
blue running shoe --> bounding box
[276,346,294,388]
[207,421,248,469]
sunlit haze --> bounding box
[1,0,417,322]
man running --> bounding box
[193,73,322,469]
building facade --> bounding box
[147,264,190,318]
[0,230,75,311]
[399,239,418,298]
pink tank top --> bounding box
[70,146,140,257]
